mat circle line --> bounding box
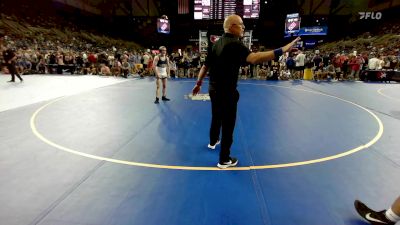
[377,86,400,102]
[30,82,383,171]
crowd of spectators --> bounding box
[1,11,400,82]
[2,34,399,82]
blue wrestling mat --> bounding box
[1,77,400,225]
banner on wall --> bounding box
[285,26,328,37]
[199,30,252,53]
[284,13,301,37]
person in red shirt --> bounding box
[87,53,97,65]
[348,54,363,80]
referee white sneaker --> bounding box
[207,140,220,150]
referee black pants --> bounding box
[209,89,239,163]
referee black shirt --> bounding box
[205,33,251,92]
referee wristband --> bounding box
[196,80,203,86]
[274,48,283,59]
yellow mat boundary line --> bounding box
[377,86,400,102]
[30,83,383,171]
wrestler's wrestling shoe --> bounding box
[354,200,394,225]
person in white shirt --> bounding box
[368,54,380,70]
[294,50,305,79]
[153,46,171,104]
[377,55,385,70]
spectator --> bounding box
[368,54,380,70]
[121,58,130,78]
[294,50,305,79]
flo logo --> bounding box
[359,12,382,20]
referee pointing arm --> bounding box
[192,14,300,169]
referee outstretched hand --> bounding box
[283,36,301,53]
